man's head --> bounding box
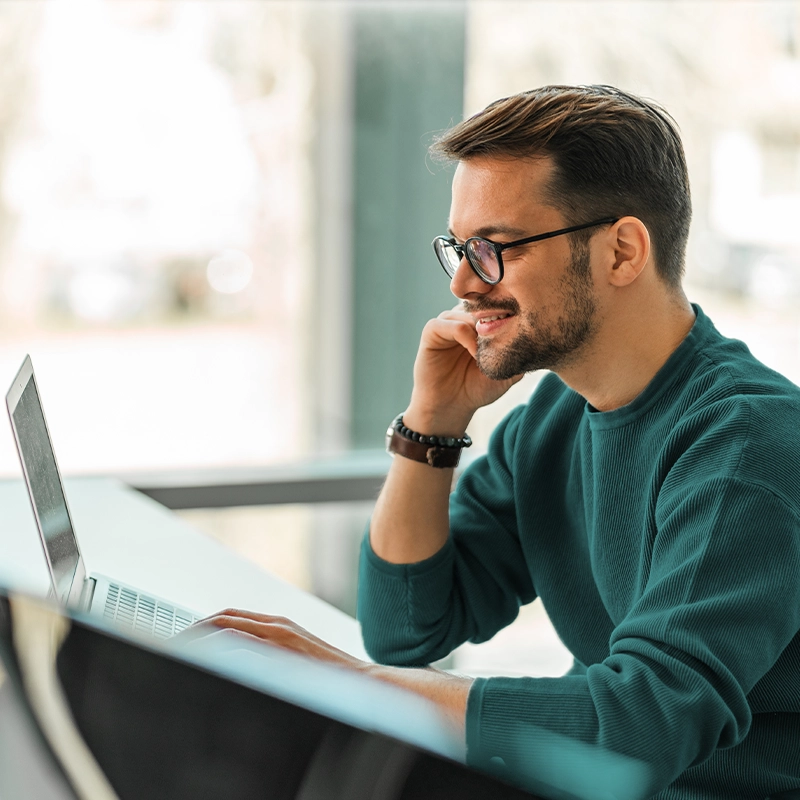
[431,85,691,289]
[443,155,606,379]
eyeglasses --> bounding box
[432,217,619,285]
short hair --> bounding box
[430,85,692,288]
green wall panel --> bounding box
[350,5,466,448]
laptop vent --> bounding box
[103,584,196,638]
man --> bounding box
[195,86,800,799]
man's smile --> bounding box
[477,312,513,323]
[463,299,520,336]
[474,312,515,335]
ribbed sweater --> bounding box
[357,306,800,799]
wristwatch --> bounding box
[385,414,471,469]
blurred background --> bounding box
[0,0,799,678]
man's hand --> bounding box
[368,304,523,566]
[407,306,522,434]
[175,608,367,672]
[175,609,473,740]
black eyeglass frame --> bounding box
[432,216,620,285]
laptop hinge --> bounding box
[79,577,97,612]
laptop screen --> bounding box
[9,368,79,603]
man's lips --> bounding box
[473,311,515,334]
[474,312,513,324]
[463,301,519,334]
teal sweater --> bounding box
[357,307,800,799]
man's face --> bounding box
[448,156,600,381]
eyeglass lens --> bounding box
[434,238,501,283]
[434,238,462,276]
[465,239,500,282]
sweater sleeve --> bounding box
[465,478,800,798]
[357,405,537,666]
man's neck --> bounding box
[556,291,696,412]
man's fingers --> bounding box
[450,322,479,358]
[176,608,299,645]
[203,610,306,641]
[437,307,474,325]
[207,615,283,639]
[197,608,292,627]
[422,316,478,357]
[188,609,333,652]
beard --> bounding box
[470,240,598,380]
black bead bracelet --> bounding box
[392,416,472,449]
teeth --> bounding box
[480,314,509,323]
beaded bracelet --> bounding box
[391,416,472,449]
[386,414,471,468]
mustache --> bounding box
[462,298,520,315]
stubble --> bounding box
[473,239,598,380]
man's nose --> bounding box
[450,256,492,299]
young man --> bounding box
[196,86,800,799]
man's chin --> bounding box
[476,336,571,379]
[476,347,532,382]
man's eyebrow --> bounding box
[446,224,530,241]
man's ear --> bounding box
[602,217,650,287]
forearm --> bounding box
[181,610,474,757]
[370,401,474,563]
[369,455,454,564]
[369,306,518,564]
[363,661,473,752]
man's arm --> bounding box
[369,307,520,565]
[367,455,454,564]
[181,308,519,752]
[176,610,474,747]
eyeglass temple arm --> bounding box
[496,217,619,251]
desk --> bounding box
[0,476,368,660]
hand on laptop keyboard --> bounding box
[172,609,367,671]
[172,608,473,743]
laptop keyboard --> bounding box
[103,583,197,638]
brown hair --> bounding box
[430,85,691,288]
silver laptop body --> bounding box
[5,354,198,638]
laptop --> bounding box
[5,354,199,639]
